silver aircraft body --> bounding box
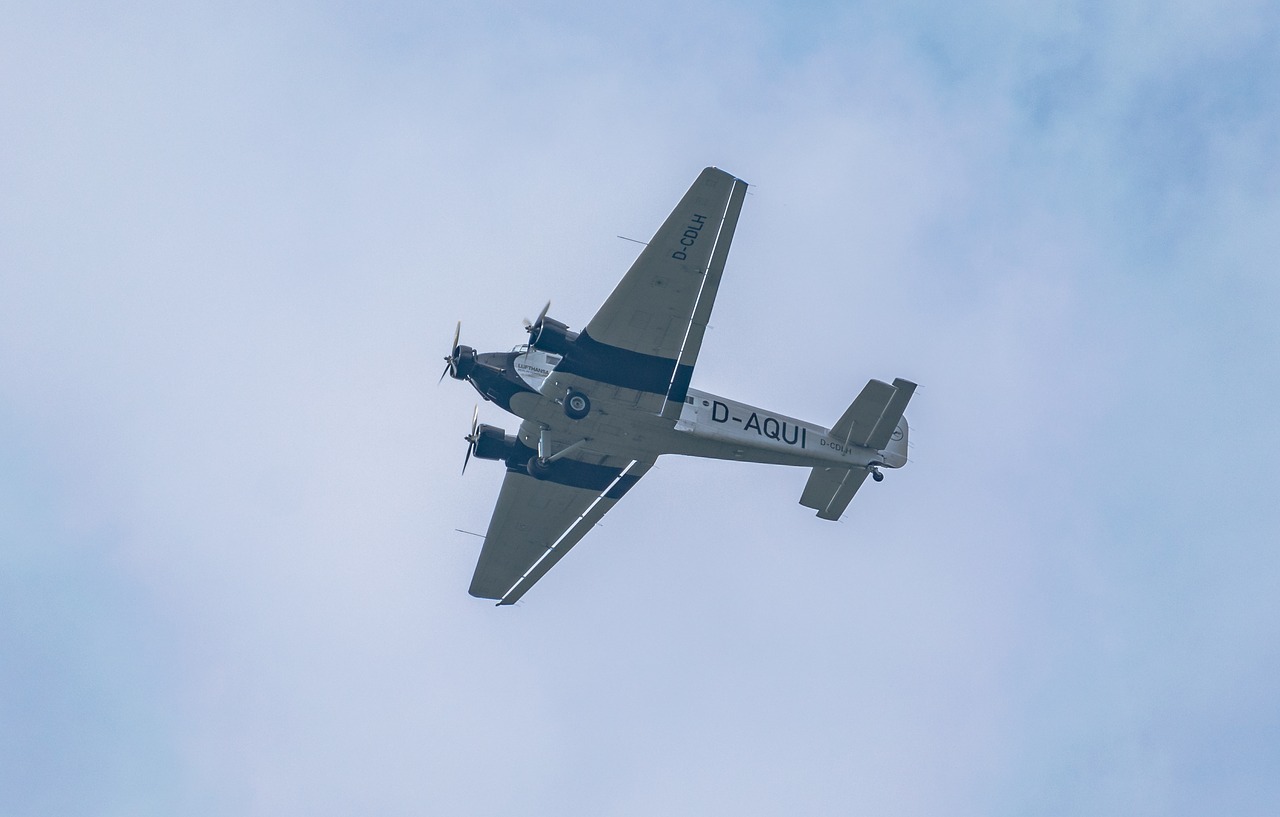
[444,167,915,604]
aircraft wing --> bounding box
[560,167,748,418]
[468,456,653,605]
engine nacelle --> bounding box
[472,424,520,462]
[528,317,579,356]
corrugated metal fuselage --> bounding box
[462,347,906,473]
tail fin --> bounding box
[876,378,914,468]
[880,414,909,468]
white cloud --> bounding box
[2,2,1277,815]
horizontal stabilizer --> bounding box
[829,378,917,451]
[799,466,870,521]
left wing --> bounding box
[468,457,652,605]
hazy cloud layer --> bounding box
[3,2,1278,815]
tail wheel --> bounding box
[564,390,590,420]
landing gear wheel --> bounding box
[526,456,553,480]
[564,390,591,420]
[870,466,885,483]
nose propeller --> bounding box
[439,321,462,383]
[439,321,478,382]
[462,405,480,475]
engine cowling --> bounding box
[472,424,519,462]
[528,317,579,356]
[449,345,478,380]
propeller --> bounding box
[523,300,551,336]
[462,404,480,475]
[439,321,462,383]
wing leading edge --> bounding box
[468,458,653,605]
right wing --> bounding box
[468,457,653,605]
[556,167,747,417]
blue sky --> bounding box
[3,2,1279,815]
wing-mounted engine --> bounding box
[528,316,578,354]
[524,301,579,355]
[472,424,524,463]
[462,408,533,474]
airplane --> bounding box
[443,167,915,605]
